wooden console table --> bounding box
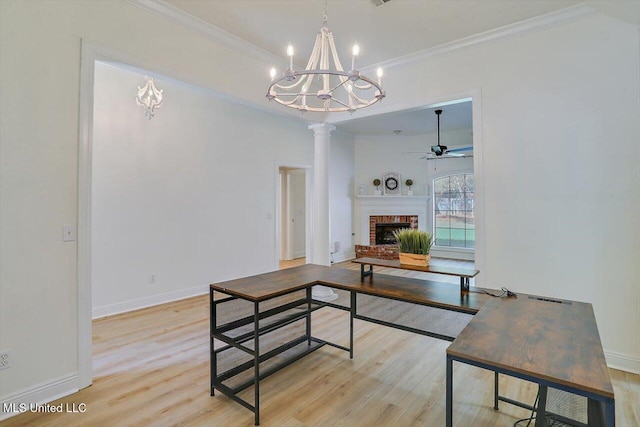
[352,256,479,292]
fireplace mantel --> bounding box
[355,195,429,245]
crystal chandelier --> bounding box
[266,12,385,113]
[136,77,164,119]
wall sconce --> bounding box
[136,77,163,119]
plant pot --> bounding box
[399,252,430,267]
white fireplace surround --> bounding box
[356,195,429,245]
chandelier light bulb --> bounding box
[351,43,359,70]
[377,67,384,85]
[287,43,294,71]
[270,67,277,80]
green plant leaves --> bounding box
[392,228,434,255]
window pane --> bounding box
[465,230,475,248]
[435,227,450,246]
[433,173,475,249]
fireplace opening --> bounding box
[375,223,410,245]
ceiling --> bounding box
[338,100,472,136]
[166,0,588,68]
[162,0,639,136]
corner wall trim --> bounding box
[0,374,78,421]
[92,285,209,319]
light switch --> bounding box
[63,225,76,242]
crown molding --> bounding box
[129,1,597,75]
[361,4,597,73]
[127,0,285,67]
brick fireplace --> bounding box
[369,215,418,244]
[355,195,428,260]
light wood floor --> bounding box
[279,257,307,270]
[2,262,638,426]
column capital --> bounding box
[308,122,336,135]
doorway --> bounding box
[278,167,309,270]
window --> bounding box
[433,174,475,249]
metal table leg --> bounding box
[446,355,453,427]
[254,301,260,426]
[534,386,549,427]
[460,277,470,292]
[350,291,355,359]
[210,288,216,396]
[494,372,499,410]
[360,263,373,279]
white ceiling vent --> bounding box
[370,0,391,6]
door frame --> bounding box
[275,165,312,269]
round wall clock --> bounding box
[382,172,401,195]
[385,177,398,191]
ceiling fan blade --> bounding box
[446,146,473,153]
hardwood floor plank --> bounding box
[2,262,637,426]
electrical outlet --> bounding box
[62,224,76,242]
[0,351,10,370]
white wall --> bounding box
[329,131,356,262]
[368,14,639,371]
[91,62,314,315]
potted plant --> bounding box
[393,228,434,266]
[373,178,381,195]
[405,179,414,196]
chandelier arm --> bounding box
[305,33,322,71]
[327,32,346,72]
[279,95,303,106]
[331,97,352,108]
[353,82,373,90]
[321,29,331,92]
[349,91,370,105]
[273,72,314,90]
[326,78,350,93]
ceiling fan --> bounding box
[404,109,473,159]
[423,109,472,159]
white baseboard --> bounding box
[331,251,356,264]
[92,285,209,319]
[605,350,640,374]
[0,373,78,421]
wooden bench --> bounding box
[352,256,479,292]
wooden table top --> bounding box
[211,264,613,401]
[447,295,614,399]
[352,257,479,278]
[210,264,331,301]
[210,264,490,313]
[316,267,489,314]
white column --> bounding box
[308,123,338,302]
